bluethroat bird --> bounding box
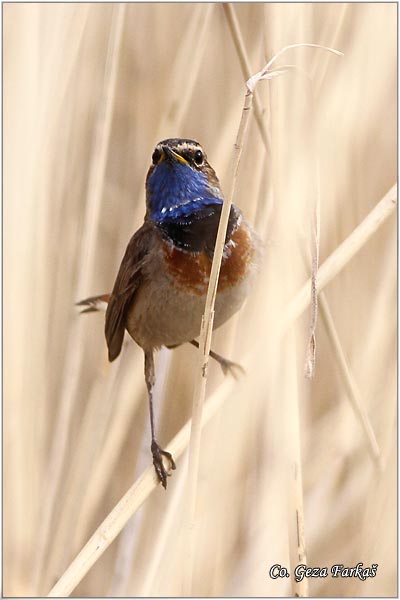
[78,138,261,488]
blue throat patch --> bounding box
[147,160,223,221]
[146,159,238,255]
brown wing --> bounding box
[105,221,154,361]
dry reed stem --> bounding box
[181,43,294,587]
[5,6,396,597]
[313,4,348,95]
[319,293,382,467]
[283,183,397,329]
[138,461,187,596]
[47,182,395,597]
[46,356,135,580]
[295,248,383,464]
[5,9,44,590]
[259,42,341,597]
[120,4,213,224]
[222,17,341,379]
[71,350,144,546]
[34,6,126,593]
[169,3,213,129]
[224,10,344,383]
[266,52,298,598]
[47,379,236,597]
[183,43,310,592]
[29,7,92,590]
[108,348,172,596]
[247,44,343,92]
[304,81,321,380]
[183,83,255,595]
[285,338,308,597]
[72,7,212,553]
[223,3,272,153]
[263,18,379,466]
[304,176,320,379]
[263,42,343,72]
[50,10,215,579]
[35,5,91,159]
[107,506,142,596]
[224,8,341,158]
[267,71,309,598]
[250,58,323,380]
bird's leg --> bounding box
[189,340,245,379]
[144,350,176,489]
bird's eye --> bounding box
[194,150,204,166]
[152,149,162,164]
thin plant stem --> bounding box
[138,462,187,596]
[297,244,382,466]
[285,336,308,597]
[319,293,382,467]
[47,379,237,598]
[183,84,254,595]
[172,4,213,128]
[108,348,172,597]
[283,184,397,330]
[224,11,343,378]
[33,5,126,593]
[222,3,272,153]
[47,183,396,598]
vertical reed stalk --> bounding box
[46,181,395,596]
[183,84,254,595]
[285,336,308,597]
[34,5,126,592]
[47,379,236,597]
[5,5,396,596]
[319,293,382,466]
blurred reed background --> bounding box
[4,2,397,597]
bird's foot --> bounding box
[210,352,245,379]
[188,341,245,379]
[151,440,176,489]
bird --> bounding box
[78,138,261,488]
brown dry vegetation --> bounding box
[4,3,397,597]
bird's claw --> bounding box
[151,440,176,489]
[218,358,245,379]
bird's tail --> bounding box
[76,294,110,313]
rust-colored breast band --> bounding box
[163,223,254,295]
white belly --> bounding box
[126,273,252,350]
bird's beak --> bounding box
[162,145,189,165]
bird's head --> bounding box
[145,138,223,221]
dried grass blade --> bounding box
[47,183,396,598]
[222,3,271,153]
[183,84,254,594]
[319,293,382,466]
[47,379,236,597]
[34,6,126,592]
[284,184,397,329]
